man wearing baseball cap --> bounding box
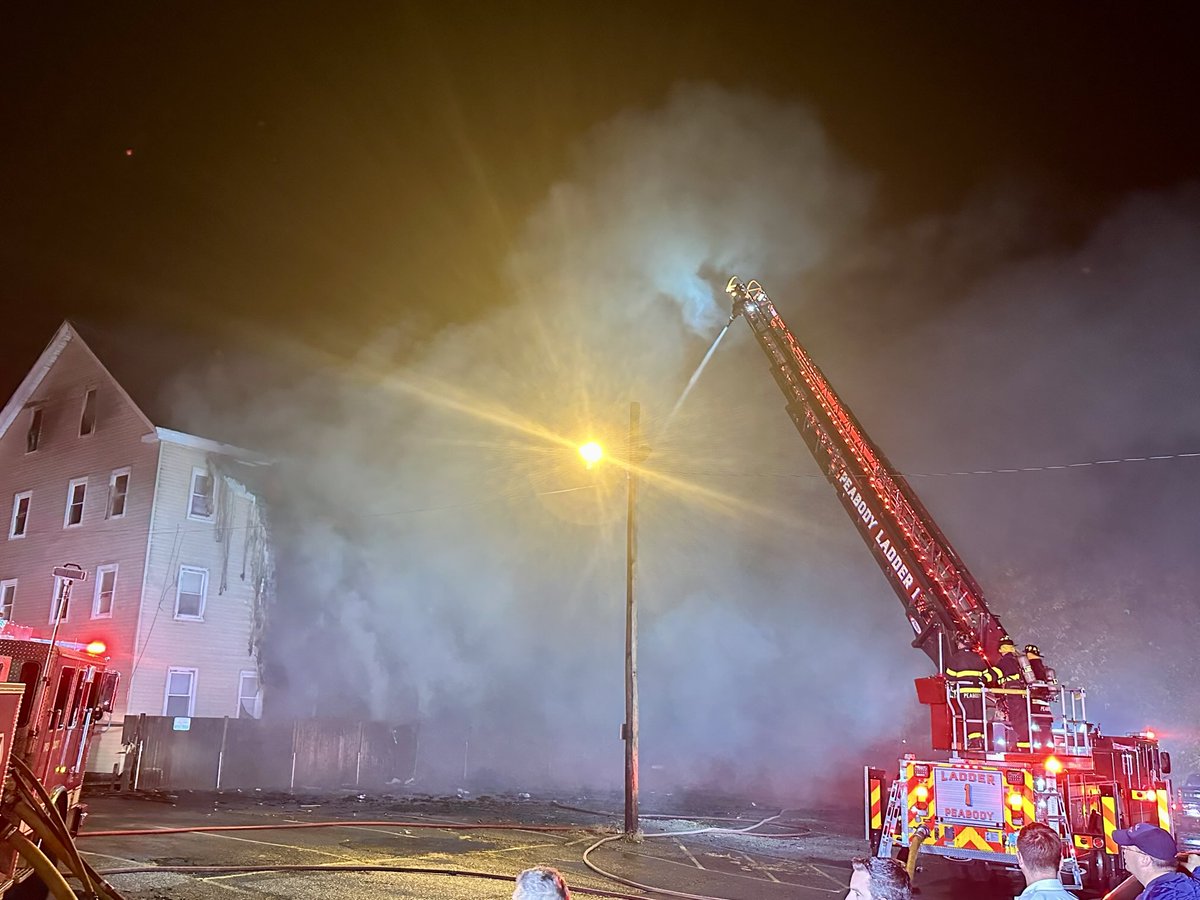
[1113,823,1200,898]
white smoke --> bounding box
[166,84,1200,796]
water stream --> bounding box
[662,317,734,433]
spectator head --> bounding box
[848,857,912,900]
[1016,823,1063,881]
[513,866,570,900]
[1113,823,1178,882]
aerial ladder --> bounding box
[724,277,1174,891]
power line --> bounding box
[658,449,1200,480]
[4,446,1198,544]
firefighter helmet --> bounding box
[999,635,1016,651]
[1024,644,1041,656]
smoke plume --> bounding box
[167,84,1200,796]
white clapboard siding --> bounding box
[0,325,268,772]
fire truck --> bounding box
[726,277,1174,892]
[0,616,120,898]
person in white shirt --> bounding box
[1015,822,1076,900]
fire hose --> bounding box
[905,825,929,880]
[0,756,126,900]
[78,810,803,900]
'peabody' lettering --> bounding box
[836,471,921,600]
[836,471,879,531]
[940,807,995,823]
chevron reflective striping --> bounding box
[871,782,883,830]
[1157,790,1172,832]
[953,826,996,851]
[1102,796,1118,854]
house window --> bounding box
[107,468,130,519]
[163,668,197,717]
[26,408,43,453]
[9,492,31,539]
[64,478,87,528]
[0,579,15,620]
[49,575,72,623]
[175,566,207,619]
[93,564,117,618]
[80,388,97,436]
[188,468,214,520]
[237,671,262,718]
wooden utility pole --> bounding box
[624,401,642,836]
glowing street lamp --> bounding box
[578,441,604,468]
[577,410,648,837]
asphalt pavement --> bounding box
[74,789,1029,899]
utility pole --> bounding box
[624,401,645,836]
[35,565,86,761]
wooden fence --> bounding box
[120,715,419,792]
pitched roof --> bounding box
[0,320,262,459]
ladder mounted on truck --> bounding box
[723,277,1174,891]
[726,276,1014,667]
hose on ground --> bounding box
[551,800,803,827]
[80,818,581,838]
[81,804,808,900]
[581,814,797,900]
[90,863,647,899]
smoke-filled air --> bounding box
[166,84,1200,798]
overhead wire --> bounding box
[657,449,1200,481]
[8,443,1198,545]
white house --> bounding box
[0,322,272,771]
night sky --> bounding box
[4,4,1200,790]
[4,3,1198,376]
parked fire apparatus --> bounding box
[726,277,1174,892]
[0,615,120,899]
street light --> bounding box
[580,404,649,837]
[578,441,604,468]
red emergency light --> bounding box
[85,640,107,656]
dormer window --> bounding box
[26,408,43,453]
[80,389,97,436]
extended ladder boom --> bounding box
[727,277,1009,664]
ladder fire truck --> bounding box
[726,277,1174,892]
[0,591,121,898]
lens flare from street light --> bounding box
[579,441,604,467]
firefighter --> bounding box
[1025,644,1056,751]
[984,636,1031,751]
[946,637,988,750]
